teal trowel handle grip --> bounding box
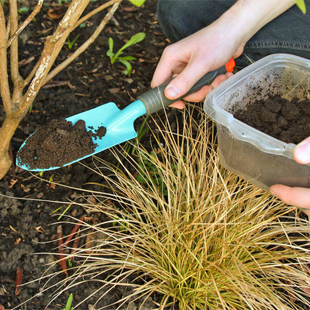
[137,58,235,115]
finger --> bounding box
[169,100,185,109]
[270,184,310,210]
[182,85,211,102]
[183,72,233,102]
[210,72,233,89]
[164,59,210,100]
[151,46,184,88]
[293,137,310,164]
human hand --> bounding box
[270,137,310,216]
[151,21,245,109]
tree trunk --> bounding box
[0,116,22,179]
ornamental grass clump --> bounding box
[43,105,310,310]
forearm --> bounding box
[215,0,295,46]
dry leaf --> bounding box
[48,8,64,19]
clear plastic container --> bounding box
[204,54,310,192]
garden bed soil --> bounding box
[0,1,171,309]
[234,94,310,144]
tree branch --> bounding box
[7,0,44,49]
[9,0,23,95]
[0,5,11,113]
[44,0,122,85]
[13,0,91,119]
[6,15,10,39]
[73,0,119,30]
[23,60,40,88]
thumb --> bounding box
[293,137,310,164]
[164,61,208,100]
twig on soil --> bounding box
[18,56,35,67]
[42,80,70,89]
[57,225,68,277]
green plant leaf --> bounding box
[62,293,73,310]
[107,37,115,62]
[67,33,80,49]
[127,0,146,7]
[108,37,114,53]
[119,59,133,75]
[114,32,145,59]
[295,0,306,13]
[119,56,136,61]
[18,7,29,13]
[106,50,114,58]
[122,32,146,51]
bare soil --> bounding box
[0,1,170,309]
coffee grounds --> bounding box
[233,94,310,144]
[17,119,106,170]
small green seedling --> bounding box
[67,33,80,50]
[107,32,145,75]
[128,0,146,7]
[49,173,54,183]
[67,258,72,267]
[295,0,306,13]
[62,293,74,310]
[18,7,29,14]
[56,203,72,220]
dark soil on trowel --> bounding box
[17,119,106,170]
[234,94,310,144]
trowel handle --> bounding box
[137,58,235,116]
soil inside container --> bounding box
[17,118,107,170]
[233,94,310,144]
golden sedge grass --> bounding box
[41,104,310,310]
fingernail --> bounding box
[295,139,310,164]
[269,187,278,197]
[165,85,181,99]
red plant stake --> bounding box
[15,267,23,296]
[71,234,81,262]
[57,225,68,277]
[64,216,84,247]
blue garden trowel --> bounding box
[16,58,235,171]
